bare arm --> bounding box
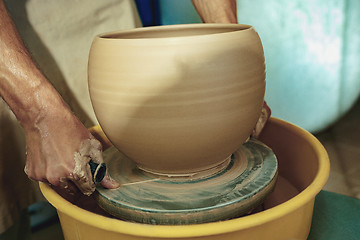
[191,0,237,23]
[0,0,59,125]
[0,0,118,195]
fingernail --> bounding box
[102,176,121,189]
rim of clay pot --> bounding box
[95,23,254,43]
[39,118,330,238]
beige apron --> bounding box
[1,0,141,233]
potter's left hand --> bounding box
[251,101,271,138]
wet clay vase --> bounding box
[88,24,266,175]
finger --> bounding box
[263,101,271,117]
[24,155,47,182]
[88,160,120,188]
[52,184,84,203]
[70,156,96,196]
[87,139,103,164]
[72,138,113,195]
[251,101,271,138]
[24,165,48,183]
[85,139,119,186]
[100,175,120,189]
[59,177,78,195]
[70,174,95,196]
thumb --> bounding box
[85,138,120,189]
[100,175,121,189]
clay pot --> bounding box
[88,24,265,174]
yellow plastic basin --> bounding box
[39,117,330,240]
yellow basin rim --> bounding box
[39,117,330,238]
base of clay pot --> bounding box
[94,138,278,225]
[137,155,232,180]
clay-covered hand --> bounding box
[0,0,118,196]
[23,107,119,196]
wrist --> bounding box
[19,82,69,130]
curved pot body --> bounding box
[88,24,265,174]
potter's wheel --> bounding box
[95,138,278,225]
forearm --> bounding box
[192,0,237,23]
[0,0,67,128]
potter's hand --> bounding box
[23,107,120,196]
[0,1,119,196]
[251,101,271,138]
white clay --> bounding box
[72,138,102,195]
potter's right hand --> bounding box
[0,0,119,196]
[23,105,120,196]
